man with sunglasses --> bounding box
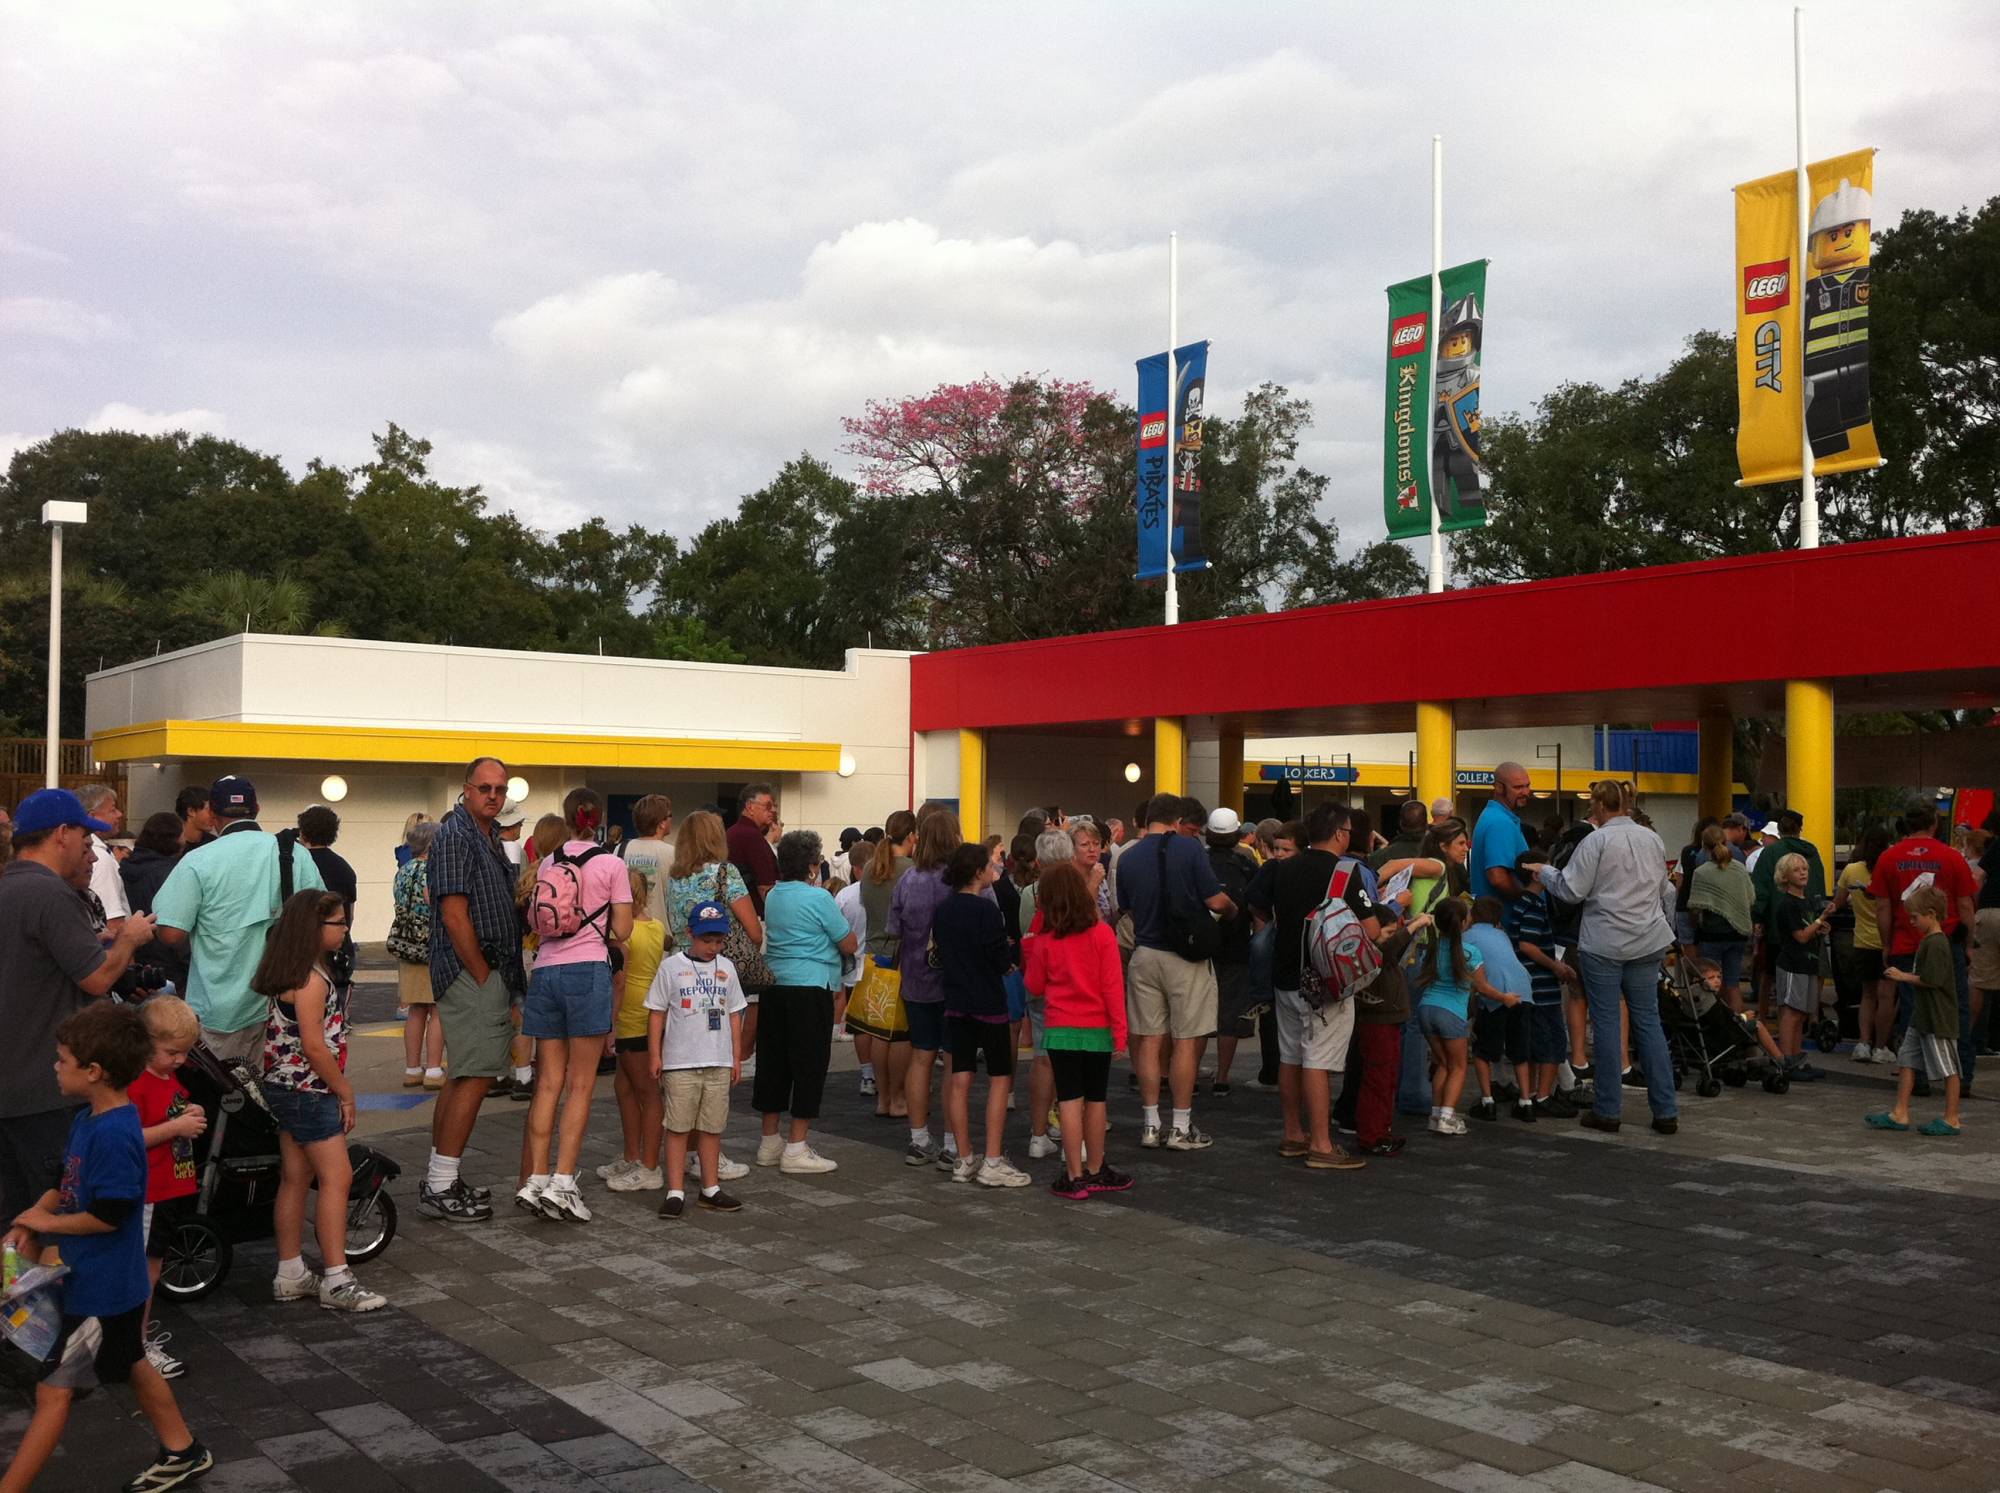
[419,757,528,1222]
[154,775,325,1070]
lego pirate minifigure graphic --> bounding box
[1431,292,1488,520]
[1803,177,1871,459]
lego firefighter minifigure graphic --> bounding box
[1803,177,1872,459]
[1431,292,1488,520]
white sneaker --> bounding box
[513,1180,545,1215]
[1164,1124,1213,1152]
[320,1275,388,1313]
[1027,1134,1059,1160]
[1139,1122,1163,1149]
[716,1155,749,1181]
[978,1156,1032,1188]
[949,1154,980,1184]
[143,1329,185,1379]
[755,1134,786,1167]
[607,1164,663,1192]
[938,1144,960,1172]
[779,1145,838,1175]
[1427,1114,1443,1133]
[1852,1043,1873,1063]
[595,1158,637,1182]
[858,1074,878,1096]
[273,1269,320,1302]
[1440,1115,1468,1136]
[538,1179,592,1223]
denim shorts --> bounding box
[264,1086,343,1144]
[1417,1003,1469,1042]
[523,959,615,1040]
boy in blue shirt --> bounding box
[1503,888,1578,1118]
[2,1002,212,1493]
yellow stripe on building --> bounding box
[1244,760,1739,798]
[90,719,843,773]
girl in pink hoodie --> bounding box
[1023,861,1131,1200]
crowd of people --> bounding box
[0,756,1995,1492]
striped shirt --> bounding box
[1502,892,1561,1004]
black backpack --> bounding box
[1153,834,1220,962]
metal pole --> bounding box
[1165,230,1180,625]
[1794,6,1818,549]
[1425,135,1446,592]
[45,522,62,788]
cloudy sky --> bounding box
[5,0,1996,549]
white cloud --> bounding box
[85,403,224,437]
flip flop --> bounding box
[1863,1112,1909,1131]
[1917,1118,1961,1137]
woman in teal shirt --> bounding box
[753,830,857,1177]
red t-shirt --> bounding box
[129,1069,199,1203]
[1868,835,1976,955]
[726,817,779,917]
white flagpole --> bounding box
[1794,5,1818,549]
[1425,135,1446,593]
[1165,230,1180,625]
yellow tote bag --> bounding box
[846,956,908,1042]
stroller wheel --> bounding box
[157,1217,231,1300]
[1697,1077,1723,1099]
[345,1189,398,1265]
[1815,1018,1840,1054]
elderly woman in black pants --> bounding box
[752,830,856,1176]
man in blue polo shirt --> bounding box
[1471,762,1534,902]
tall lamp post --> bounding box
[41,500,87,788]
[1535,742,1565,823]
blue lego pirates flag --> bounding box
[1382,260,1489,538]
[1136,340,1210,579]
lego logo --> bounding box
[1389,312,1427,357]
[1139,412,1169,449]
[1743,259,1790,314]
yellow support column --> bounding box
[1217,724,1245,819]
[1154,717,1187,799]
[957,728,987,843]
[1698,714,1735,823]
[1785,680,1835,880]
[1415,701,1456,814]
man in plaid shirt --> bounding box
[420,756,527,1222]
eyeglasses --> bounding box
[467,784,507,797]
[322,919,350,928]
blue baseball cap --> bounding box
[688,901,731,936]
[13,788,114,837]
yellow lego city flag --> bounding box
[1733,147,1881,485]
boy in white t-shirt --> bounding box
[832,846,868,1047]
[646,900,746,1219]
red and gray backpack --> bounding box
[529,844,612,942]
[1298,857,1384,1012]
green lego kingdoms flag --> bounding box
[1382,259,1489,538]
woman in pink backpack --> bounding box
[516,788,632,1223]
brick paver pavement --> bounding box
[11,1036,2000,1492]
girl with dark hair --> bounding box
[888,810,970,1165]
[121,811,190,991]
[1413,898,1516,1135]
[754,830,856,1176]
[517,787,633,1225]
[252,891,386,1311]
[933,839,1027,1187]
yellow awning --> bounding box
[91,720,842,774]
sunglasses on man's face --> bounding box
[467,783,508,797]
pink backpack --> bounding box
[529,845,612,942]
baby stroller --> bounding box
[1660,955,1791,1098]
[152,1044,401,1301]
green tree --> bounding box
[171,571,345,636]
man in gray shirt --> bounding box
[1533,779,1679,1136]
[0,789,157,1223]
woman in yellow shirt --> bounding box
[1832,824,1892,1063]
[602,867,670,1189]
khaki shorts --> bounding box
[1276,988,1356,1072]
[436,968,515,1079]
[1126,945,1218,1040]
[398,961,435,1006]
[1971,908,2000,991]
[663,1066,731,1134]
[200,1023,264,1072]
